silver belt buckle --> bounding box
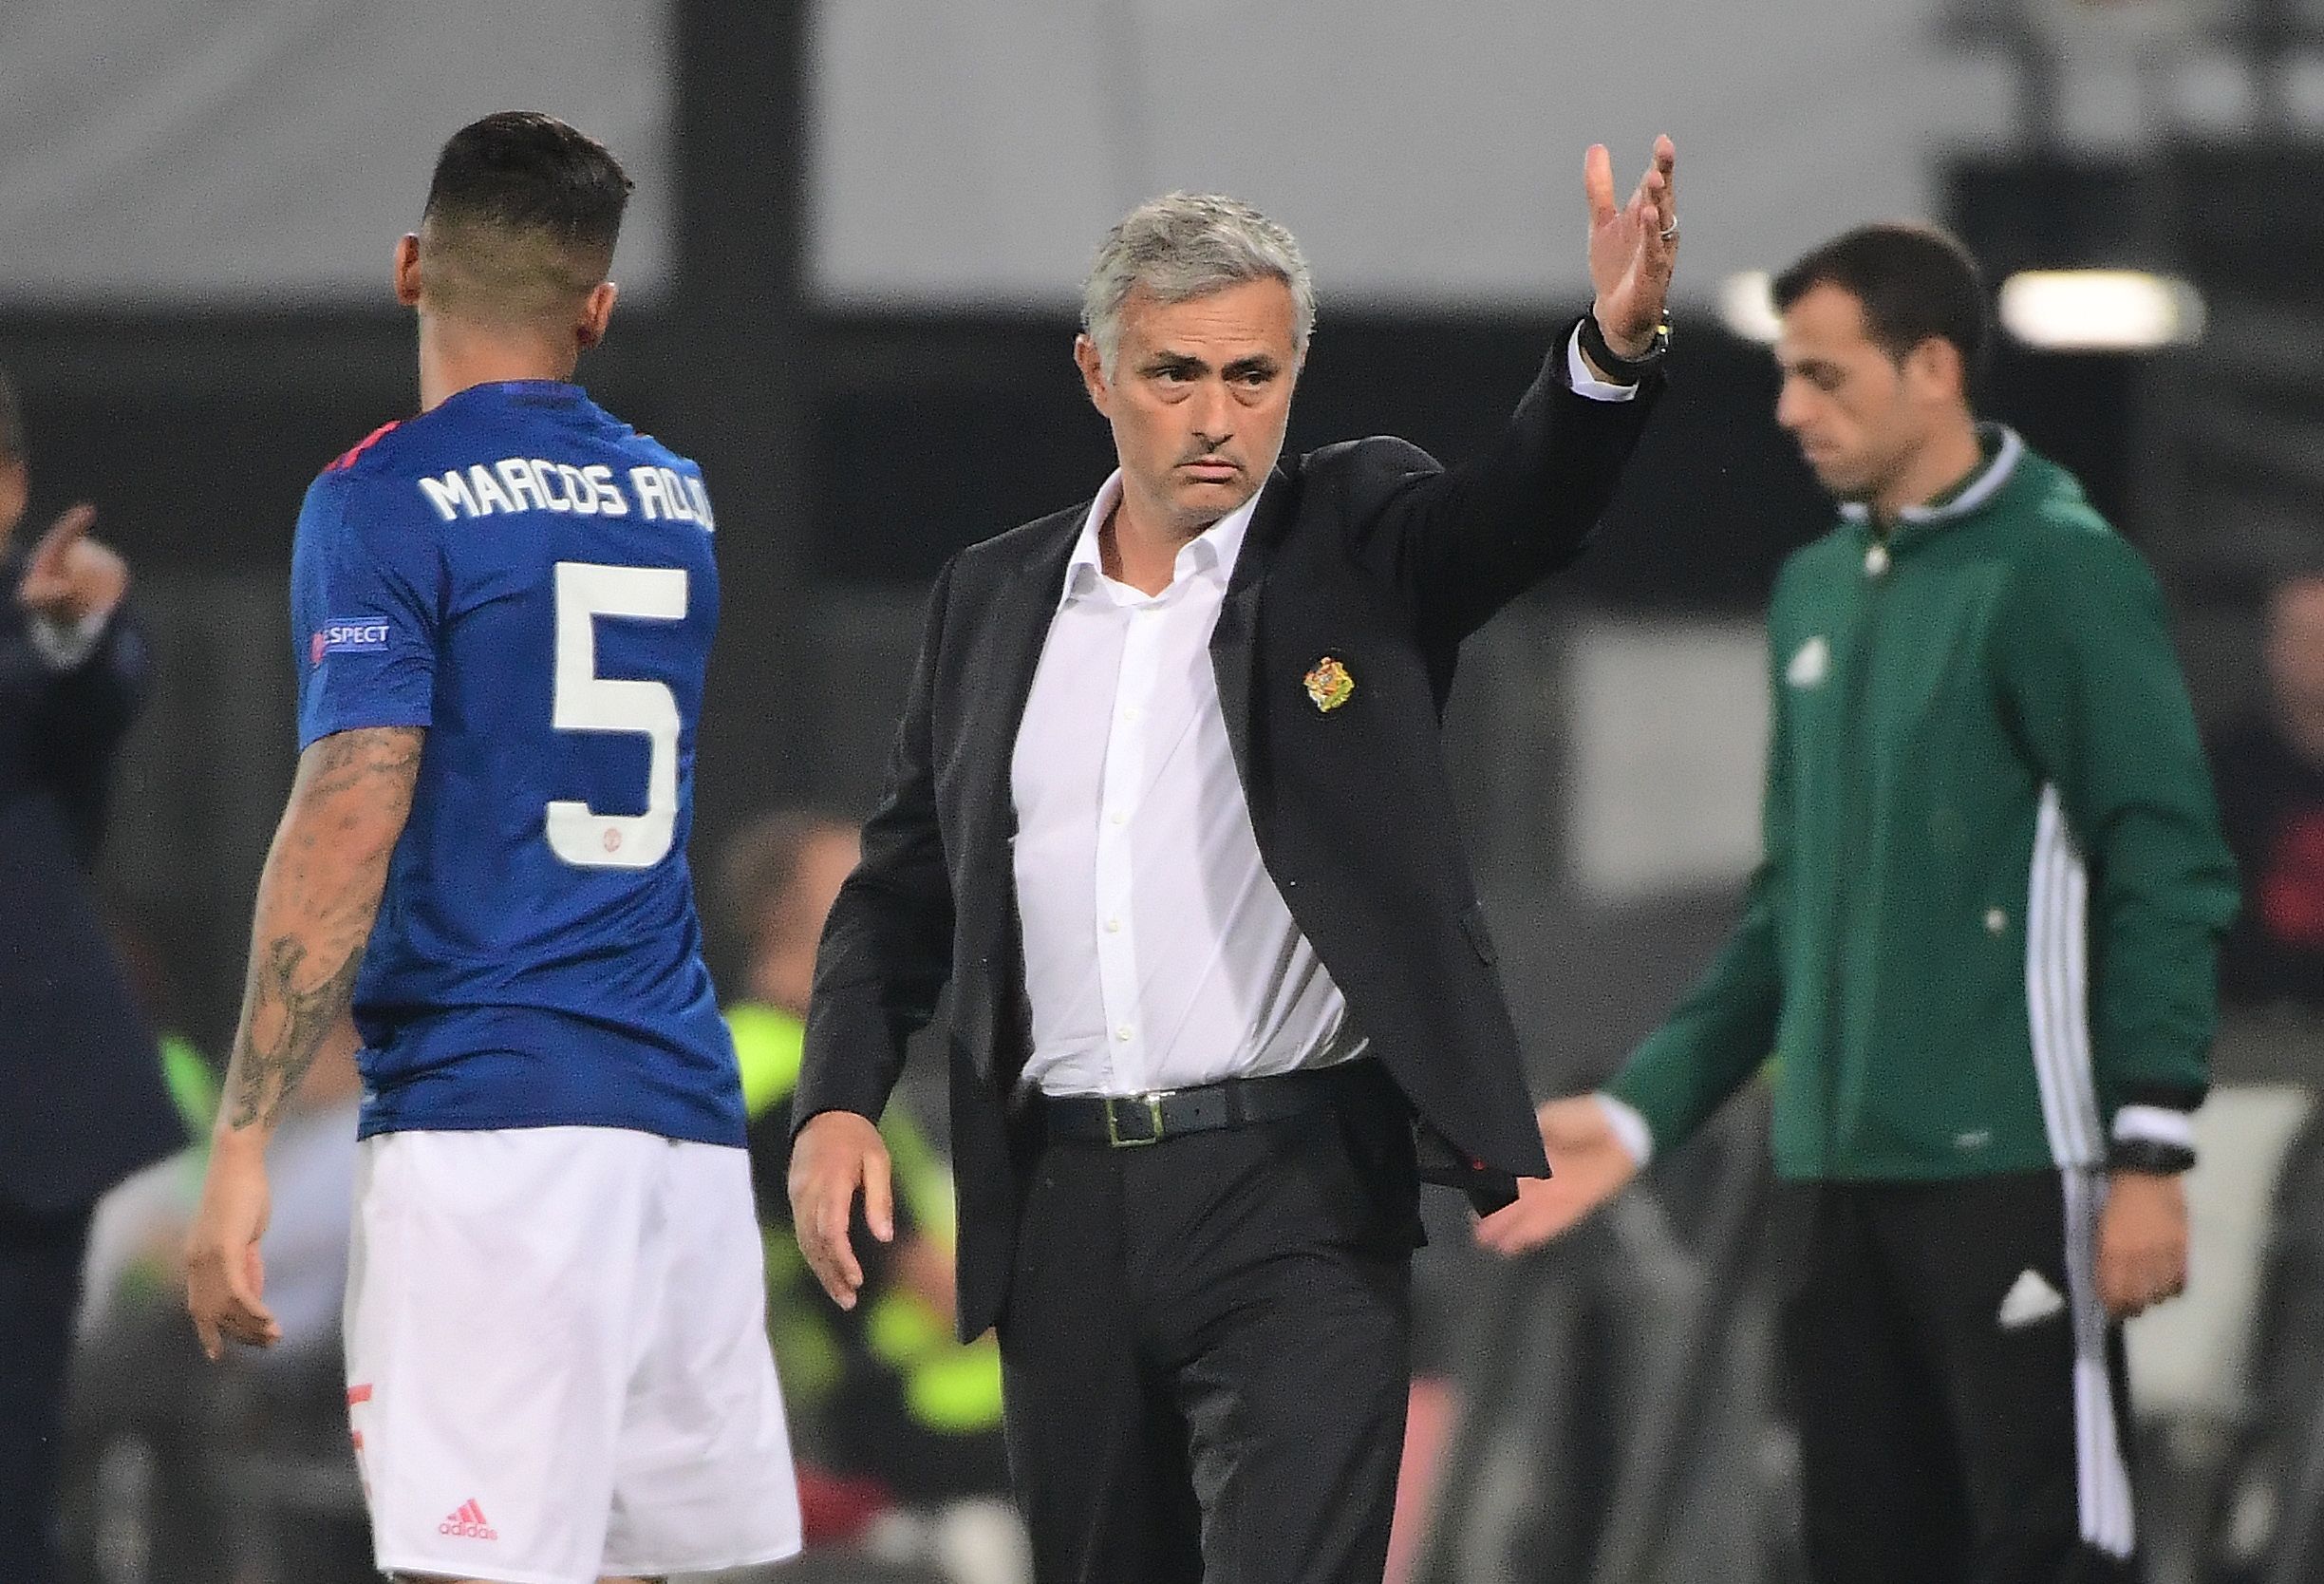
[1105,1093,1168,1147]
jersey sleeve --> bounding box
[1994,519,2240,1125]
[289,470,441,749]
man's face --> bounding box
[1076,278,1301,537]
[1773,283,1939,503]
[2268,576,2324,719]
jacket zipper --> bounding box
[1822,529,1891,1174]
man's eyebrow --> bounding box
[1140,349,1209,374]
[1223,353,1282,377]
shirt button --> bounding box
[1109,810,1127,826]
[1104,917,1122,933]
[1115,1025,1134,1042]
[1985,908,2008,934]
[1121,707,1141,724]
[1865,543,1891,577]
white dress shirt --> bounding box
[1012,327,1636,1099]
[1011,475,1365,1098]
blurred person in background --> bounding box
[0,368,186,1584]
[790,140,1677,1584]
[68,1027,370,1584]
[2202,559,2324,1580]
[717,810,1012,1539]
[180,112,798,1584]
[1484,223,2239,1584]
[2209,561,2324,1014]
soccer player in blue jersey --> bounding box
[184,113,800,1583]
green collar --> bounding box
[1840,424,2024,535]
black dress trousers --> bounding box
[997,1062,1423,1584]
[0,1199,96,1584]
[1778,1171,2142,1584]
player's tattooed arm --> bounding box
[217,726,424,1140]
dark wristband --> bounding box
[2109,1137,2196,1176]
[1578,312,1671,383]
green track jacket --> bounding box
[1607,428,2239,1179]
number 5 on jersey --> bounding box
[548,560,687,870]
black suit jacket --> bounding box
[799,332,1663,1337]
[0,560,182,1214]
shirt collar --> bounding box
[1838,424,2025,529]
[1058,471,1265,611]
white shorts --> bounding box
[344,1127,801,1583]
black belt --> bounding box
[1040,1063,1370,1148]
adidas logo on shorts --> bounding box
[439,1499,498,1540]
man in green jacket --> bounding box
[1481,224,2238,1583]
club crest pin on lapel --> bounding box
[1303,655,1355,713]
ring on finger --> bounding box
[1659,220,1679,241]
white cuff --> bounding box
[1596,1092,1655,1167]
[1566,327,1641,403]
[26,606,112,670]
[2111,1104,2196,1152]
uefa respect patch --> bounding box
[310,616,394,665]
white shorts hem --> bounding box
[375,1553,575,1584]
[604,1538,805,1576]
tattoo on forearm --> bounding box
[226,938,368,1129]
[220,726,422,1135]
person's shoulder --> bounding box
[322,419,407,480]
[299,420,428,526]
[615,419,700,476]
[2003,463,2158,595]
[1298,434,1444,499]
[1771,520,1861,595]
[952,500,1087,577]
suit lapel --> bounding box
[956,509,1081,1085]
[1209,464,1296,797]
[969,510,1083,842]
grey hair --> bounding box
[1081,193,1315,378]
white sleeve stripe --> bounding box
[1596,1092,1655,1167]
[2110,1103,2196,1151]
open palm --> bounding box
[1585,135,1679,354]
[1474,1096,1642,1255]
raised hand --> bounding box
[1474,1095,1642,1255]
[1584,135,1679,357]
[17,500,129,625]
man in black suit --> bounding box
[0,370,184,1583]
[792,141,1679,1584]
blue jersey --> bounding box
[290,380,741,1145]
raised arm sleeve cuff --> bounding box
[1598,1092,1655,1167]
[26,606,113,670]
[2111,1103,2196,1152]
[1566,327,1642,403]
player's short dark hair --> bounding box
[419,112,633,322]
[1774,223,1990,384]
[0,368,24,469]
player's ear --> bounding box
[1904,334,1964,406]
[577,281,618,351]
[1074,334,1112,416]
[393,235,423,309]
